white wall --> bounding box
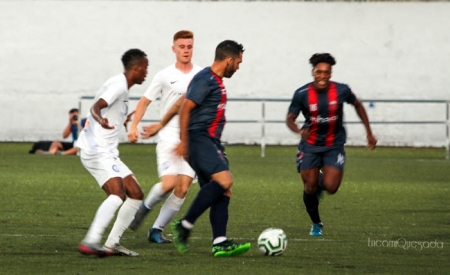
[1,1,449,146]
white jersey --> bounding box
[77,74,129,156]
[143,63,202,142]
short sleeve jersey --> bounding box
[186,67,227,140]
[288,81,357,150]
[143,64,202,142]
[76,74,129,156]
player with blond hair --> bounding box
[127,30,202,243]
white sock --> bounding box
[213,237,227,245]
[104,198,142,247]
[152,192,185,230]
[82,195,123,245]
[143,182,168,210]
[181,219,194,230]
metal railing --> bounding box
[79,96,450,159]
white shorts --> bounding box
[156,140,196,179]
[80,150,133,187]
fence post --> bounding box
[261,100,266,158]
[446,101,449,160]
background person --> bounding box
[33,108,82,155]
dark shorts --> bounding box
[28,141,73,154]
[61,142,74,151]
[296,146,346,172]
[188,131,228,187]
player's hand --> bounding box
[99,118,114,130]
[141,123,162,139]
[299,127,310,141]
[174,141,188,160]
[367,134,377,150]
[127,127,139,143]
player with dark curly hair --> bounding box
[286,53,377,236]
[171,40,251,257]
[77,48,148,257]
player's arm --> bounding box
[91,98,114,129]
[128,97,152,142]
[174,98,197,159]
[286,112,301,134]
[352,99,377,150]
[123,110,135,131]
[62,113,77,139]
[141,95,185,139]
[286,112,310,141]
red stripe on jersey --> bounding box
[208,72,227,138]
[325,82,338,146]
[306,84,319,144]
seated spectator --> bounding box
[32,108,83,155]
[29,109,134,155]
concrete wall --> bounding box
[1,1,449,146]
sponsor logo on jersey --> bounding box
[329,100,338,111]
[310,115,338,124]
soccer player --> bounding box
[76,48,148,257]
[127,30,202,243]
[285,53,377,237]
[171,40,251,257]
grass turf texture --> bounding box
[0,143,449,274]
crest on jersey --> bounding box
[329,100,338,111]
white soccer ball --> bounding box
[257,228,287,256]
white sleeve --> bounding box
[100,82,125,106]
[143,72,163,101]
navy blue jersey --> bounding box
[288,81,357,150]
[186,67,226,140]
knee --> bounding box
[219,179,233,190]
[128,189,144,200]
[304,184,318,195]
[174,185,189,198]
[326,186,339,195]
[323,181,340,194]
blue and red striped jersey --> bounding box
[186,67,227,140]
[288,81,357,149]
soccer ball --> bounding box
[257,228,287,256]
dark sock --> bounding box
[303,191,321,224]
[184,181,226,224]
[317,172,324,194]
[209,195,230,239]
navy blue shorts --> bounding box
[188,131,228,187]
[296,146,346,172]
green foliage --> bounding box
[0,143,449,274]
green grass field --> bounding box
[0,143,449,274]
